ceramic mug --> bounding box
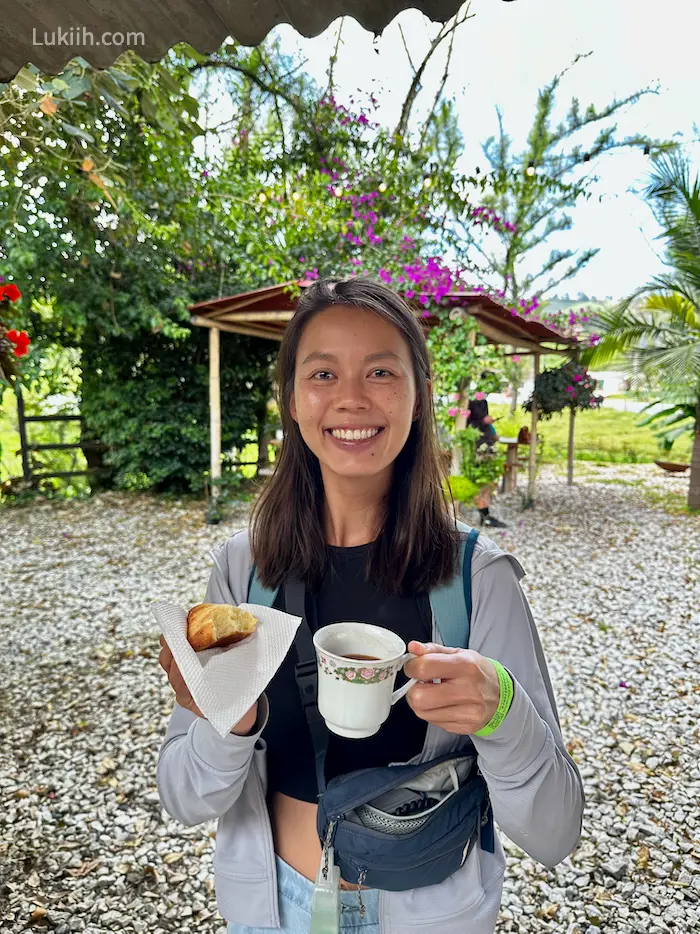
[313,622,417,739]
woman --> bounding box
[157,277,584,934]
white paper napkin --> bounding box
[152,602,303,737]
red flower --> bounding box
[0,284,22,302]
[6,329,31,357]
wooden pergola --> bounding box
[189,281,578,502]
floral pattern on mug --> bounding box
[318,650,400,684]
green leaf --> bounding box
[157,68,182,97]
[139,91,158,122]
[108,69,141,92]
[95,89,128,118]
[14,67,38,92]
[61,76,92,100]
[178,42,208,65]
[181,95,200,118]
[58,121,95,143]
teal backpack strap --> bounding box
[429,522,480,648]
[247,564,279,607]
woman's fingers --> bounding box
[158,635,203,718]
[158,640,173,674]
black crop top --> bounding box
[261,542,432,803]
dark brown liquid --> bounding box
[342,653,381,661]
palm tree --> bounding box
[586,151,700,510]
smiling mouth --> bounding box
[325,427,385,443]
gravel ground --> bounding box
[1,465,698,934]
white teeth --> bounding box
[330,428,380,441]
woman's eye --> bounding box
[371,369,391,378]
[312,370,334,380]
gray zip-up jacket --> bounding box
[156,528,584,933]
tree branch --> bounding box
[326,19,345,95]
[259,49,287,160]
[394,6,472,145]
[191,60,303,115]
[398,25,417,74]
[418,11,460,151]
[533,249,599,296]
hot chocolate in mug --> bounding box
[312,622,417,738]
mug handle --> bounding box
[391,652,418,704]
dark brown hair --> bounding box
[250,277,460,595]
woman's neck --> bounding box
[322,471,390,548]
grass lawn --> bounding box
[490,403,693,465]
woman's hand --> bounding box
[404,642,501,735]
[158,636,258,735]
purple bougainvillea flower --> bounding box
[619,680,629,688]
[448,407,459,417]
[512,354,521,363]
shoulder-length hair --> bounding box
[250,276,460,595]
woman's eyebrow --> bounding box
[301,350,403,365]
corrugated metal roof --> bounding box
[0,0,465,83]
[189,281,577,353]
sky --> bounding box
[269,0,700,301]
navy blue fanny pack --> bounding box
[315,750,493,891]
[249,523,495,892]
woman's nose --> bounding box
[332,375,371,410]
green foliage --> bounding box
[80,325,274,493]
[1,52,202,198]
[584,151,700,505]
[523,360,604,419]
[455,427,506,488]
[444,474,479,504]
[585,152,700,399]
[637,399,696,452]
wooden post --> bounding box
[567,405,576,486]
[15,380,32,483]
[209,326,222,502]
[528,355,540,503]
[451,386,469,475]
[450,319,476,475]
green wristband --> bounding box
[474,659,514,737]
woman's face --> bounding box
[289,305,421,483]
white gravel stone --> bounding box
[1,465,698,933]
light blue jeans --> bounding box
[226,856,380,933]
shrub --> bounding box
[445,474,480,504]
[81,324,275,494]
